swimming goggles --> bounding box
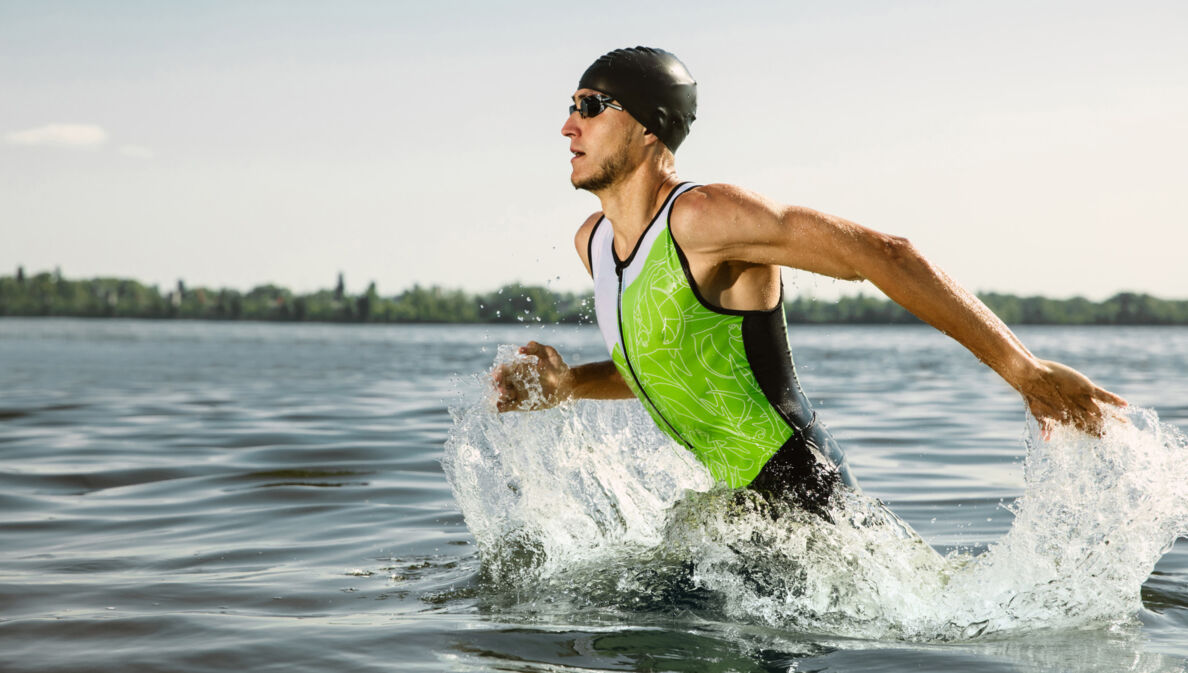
[569,94,623,119]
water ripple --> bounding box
[1,320,1186,672]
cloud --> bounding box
[118,144,156,159]
[4,123,108,149]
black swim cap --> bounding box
[578,46,697,153]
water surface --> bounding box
[1,319,1186,672]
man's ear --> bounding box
[642,109,667,145]
[650,109,669,137]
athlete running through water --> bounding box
[494,46,1126,507]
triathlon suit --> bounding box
[589,182,856,507]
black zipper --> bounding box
[617,266,693,449]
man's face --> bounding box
[561,89,637,192]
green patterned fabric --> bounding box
[611,227,793,487]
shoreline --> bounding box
[3,271,1187,326]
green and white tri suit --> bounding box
[590,182,855,500]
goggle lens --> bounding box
[568,95,622,119]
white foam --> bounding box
[443,349,1188,641]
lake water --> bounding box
[1,319,1186,673]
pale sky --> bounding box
[2,1,1185,300]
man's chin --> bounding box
[572,171,613,193]
[571,148,627,192]
[570,168,590,190]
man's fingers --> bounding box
[1072,389,1127,436]
[492,363,521,413]
[543,346,563,367]
[519,341,565,372]
[523,343,557,369]
[1074,406,1106,438]
[1026,372,1129,439]
[1035,401,1122,440]
[1039,416,1055,441]
[495,342,567,414]
[1088,394,1131,431]
[1094,387,1128,408]
[493,368,515,396]
[495,380,522,412]
[1067,396,1125,437]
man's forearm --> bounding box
[568,360,636,400]
[772,204,1040,391]
[860,237,1037,390]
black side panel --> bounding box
[742,310,856,508]
[740,309,816,433]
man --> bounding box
[495,46,1125,507]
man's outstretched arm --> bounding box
[677,184,1127,436]
[494,342,634,412]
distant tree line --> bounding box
[784,292,1188,325]
[2,267,1186,325]
[0,269,594,324]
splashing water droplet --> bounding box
[444,353,1188,641]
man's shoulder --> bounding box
[674,183,780,245]
[678,182,777,219]
[574,211,604,274]
[577,210,604,232]
[574,211,604,245]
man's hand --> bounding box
[1017,359,1128,439]
[493,341,576,412]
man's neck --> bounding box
[596,167,681,252]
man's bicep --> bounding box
[761,206,872,280]
[679,185,885,282]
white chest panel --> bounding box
[588,183,699,359]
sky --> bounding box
[1,1,1185,300]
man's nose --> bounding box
[561,113,580,137]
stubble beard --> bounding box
[571,142,631,193]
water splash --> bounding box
[937,410,1188,636]
[443,347,1188,641]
